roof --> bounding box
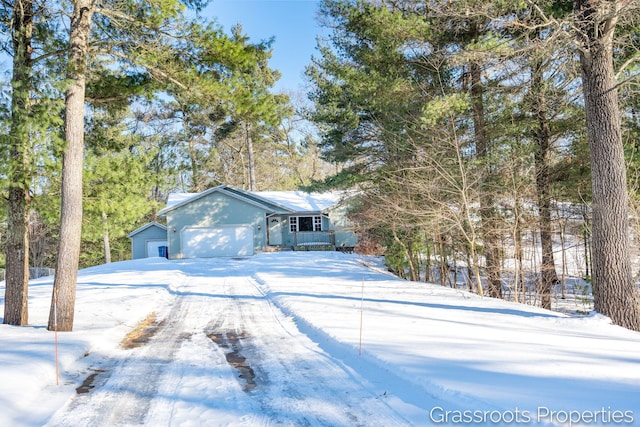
[127,222,167,238]
[253,191,341,212]
[158,184,345,217]
[166,193,199,207]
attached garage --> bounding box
[155,184,357,259]
[181,226,254,258]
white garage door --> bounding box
[181,226,254,258]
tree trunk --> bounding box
[470,59,502,299]
[461,183,484,296]
[405,238,419,282]
[102,210,111,264]
[574,0,640,331]
[48,0,95,332]
[558,209,568,299]
[513,215,524,304]
[582,204,592,277]
[424,235,431,283]
[188,139,200,192]
[4,0,33,326]
[437,234,447,287]
[245,122,256,191]
[531,54,558,310]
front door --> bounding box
[267,216,283,245]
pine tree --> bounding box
[227,25,291,191]
[82,107,158,266]
[574,0,640,331]
[3,0,33,326]
[47,0,265,330]
[48,0,96,332]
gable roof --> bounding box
[127,221,167,238]
[158,184,344,217]
[253,191,341,212]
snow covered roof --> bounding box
[166,193,199,207]
[253,191,342,212]
[159,184,346,216]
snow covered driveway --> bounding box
[4,252,640,427]
[45,259,414,426]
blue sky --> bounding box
[204,0,323,93]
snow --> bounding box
[165,192,199,207]
[1,252,639,426]
[165,188,343,213]
[253,190,342,212]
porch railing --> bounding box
[293,230,335,247]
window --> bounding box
[289,216,322,232]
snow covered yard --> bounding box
[1,252,639,426]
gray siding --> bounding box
[129,223,168,259]
[328,206,357,248]
[166,192,268,259]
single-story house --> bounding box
[127,222,168,259]
[130,184,357,259]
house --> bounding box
[127,222,168,259]
[147,184,357,259]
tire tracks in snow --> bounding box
[209,276,413,426]
[44,295,193,427]
[249,272,474,423]
[46,263,417,426]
